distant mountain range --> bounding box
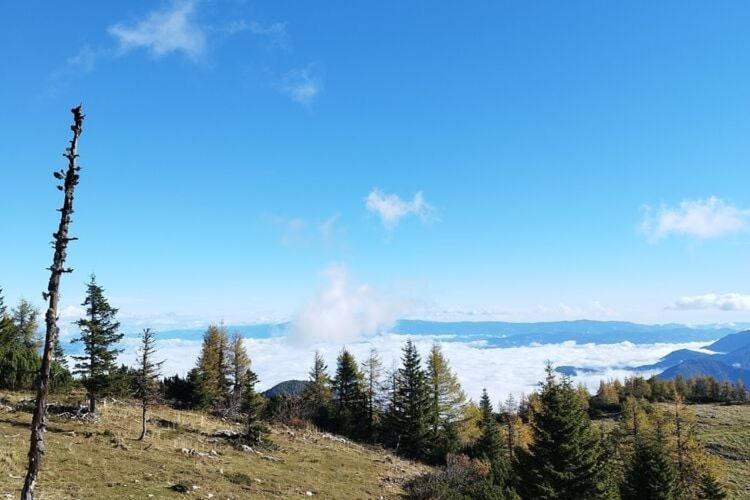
[550,329,750,385]
[394,319,738,346]
[151,319,740,347]
[659,359,750,385]
[651,331,750,385]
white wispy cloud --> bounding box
[280,66,322,106]
[640,196,750,241]
[290,264,402,343]
[365,189,436,230]
[66,46,98,74]
[108,0,207,61]
[227,20,290,49]
[261,213,342,247]
[672,293,750,312]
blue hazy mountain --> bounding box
[145,319,735,347]
[659,358,750,386]
[634,349,714,371]
[555,365,598,377]
[717,345,750,370]
[704,330,750,353]
[392,319,734,346]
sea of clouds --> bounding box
[117,333,710,402]
[110,265,715,401]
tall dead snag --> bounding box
[21,106,84,500]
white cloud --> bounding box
[116,331,710,401]
[261,213,342,247]
[66,46,98,74]
[280,66,322,106]
[640,196,750,241]
[108,0,207,60]
[672,293,750,311]
[290,264,402,343]
[227,21,290,49]
[365,189,436,230]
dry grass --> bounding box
[691,404,750,497]
[0,392,428,499]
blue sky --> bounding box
[3,1,750,331]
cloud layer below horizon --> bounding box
[116,332,710,402]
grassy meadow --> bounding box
[0,392,427,499]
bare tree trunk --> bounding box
[21,106,84,500]
[139,404,147,441]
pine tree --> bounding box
[229,332,250,414]
[502,394,519,460]
[332,348,367,438]
[385,340,431,459]
[518,365,603,499]
[426,342,467,457]
[196,324,232,409]
[698,472,727,499]
[242,368,268,445]
[477,389,512,489]
[12,299,41,349]
[72,276,124,413]
[361,348,384,437]
[597,421,623,500]
[0,287,12,341]
[621,429,676,500]
[302,350,332,427]
[135,329,164,440]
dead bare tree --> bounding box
[21,106,84,500]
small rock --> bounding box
[305,491,314,496]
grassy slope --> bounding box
[0,393,428,499]
[692,404,750,496]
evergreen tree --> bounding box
[698,472,727,500]
[384,340,431,459]
[196,324,232,409]
[0,287,13,341]
[621,430,676,500]
[501,394,519,460]
[11,299,41,349]
[477,389,512,491]
[229,332,250,414]
[302,350,332,427]
[332,348,367,438]
[50,339,73,393]
[52,339,67,368]
[361,348,384,438]
[426,342,467,459]
[242,368,268,445]
[135,329,164,440]
[518,365,603,499]
[597,422,623,500]
[72,276,124,413]
[0,342,40,390]
[187,368,210,409]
